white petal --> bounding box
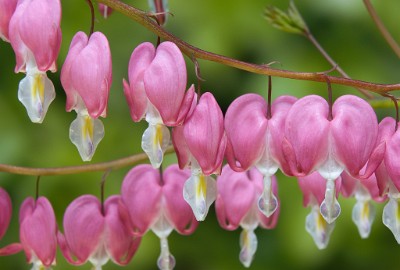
[352,199,375,239]
[157,237,175,270]
[18,71,55,123]
[69,112,104,161]
[183,166,216,221]
[305,206,335,249]
[320,179,341,224]
[257,174,278,217]
[382,196,400,244]
[141,123,170,168]
[239,228,258,268]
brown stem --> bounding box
[86,0,95,36]
[267,76,272,119]
[98,0,400,93]
[363,0,400,59]
[0,146,174,176]
[35,176,41,200]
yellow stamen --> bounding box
[32,74,44,103]
[196,174,207,198]
[82,115,94,140]
[361,201,370,221]
[317,211,327,231]
[153,124,163,147]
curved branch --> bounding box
[0,147,174,176]
[98,0,400,93]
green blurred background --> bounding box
[0,0,399,269]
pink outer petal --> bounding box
[216,165,259,230]
[61,31,112,118]
[267,95,297,175]
[385,130,400,191]
[163,165,198,235]
[61,195,104,264]
[10,0,61,72]
[298,172,341,207]
[224,94,268,172]
[172,125,191,170]
[0,188,12,240]
[0,0,17,41]
[183,92,227,175]
[174,84,196,125]
[123,42,155,122]
[341,171,385,202]
[284,95,330,176]
[61,31,88,113]
[104,196,141,265]
[0,243,23,256]
[144,41,187,125]
[121,165,162,235]
[331,95,379,177]
[19,197,57,267]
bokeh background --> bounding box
[0,0,399,269]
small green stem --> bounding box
[363,0,400,59]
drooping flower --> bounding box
[61,31,112,161]
[298,172,341,249]
[341,170,385,239]
[172,92,227,221]
[8,0,62,123]
[148,0,169,26]
[18,197,58,270]
[0,188,22,256]
[283,95,384,224]
[98,4,112,18]
[0,0,17,42]
[123,41,195,168]
[120,164,198,270]
[373,117,400,243]
[58,195,141,270]
[215,165,279,268]
[225,94,296,217]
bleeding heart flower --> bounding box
[123,41,195,168]
[172,92,227,221]
[298,172,341,249]
[8,0,62,123]
[18,197,58,270]
[225,93,296,217]
[373,116,400,243]
[283,95,384,224]
[215,165,279,267]
[58,195,140,270]
[61,31,112,161]
[120,164,198,270]
[0,188,22,256]
[0,0,17,42]
[341,170,385,239]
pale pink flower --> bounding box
[225,94,296,217]
[61,31,112,161]
[8,0,62,123]
[298,172,341,249]
[18,197,58,270]
[120,164,198,270]
[172,92,226,221]
[58,195,140,270]
[216,165,279,267]
[283,95,384,224]
[123,41,195,168]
